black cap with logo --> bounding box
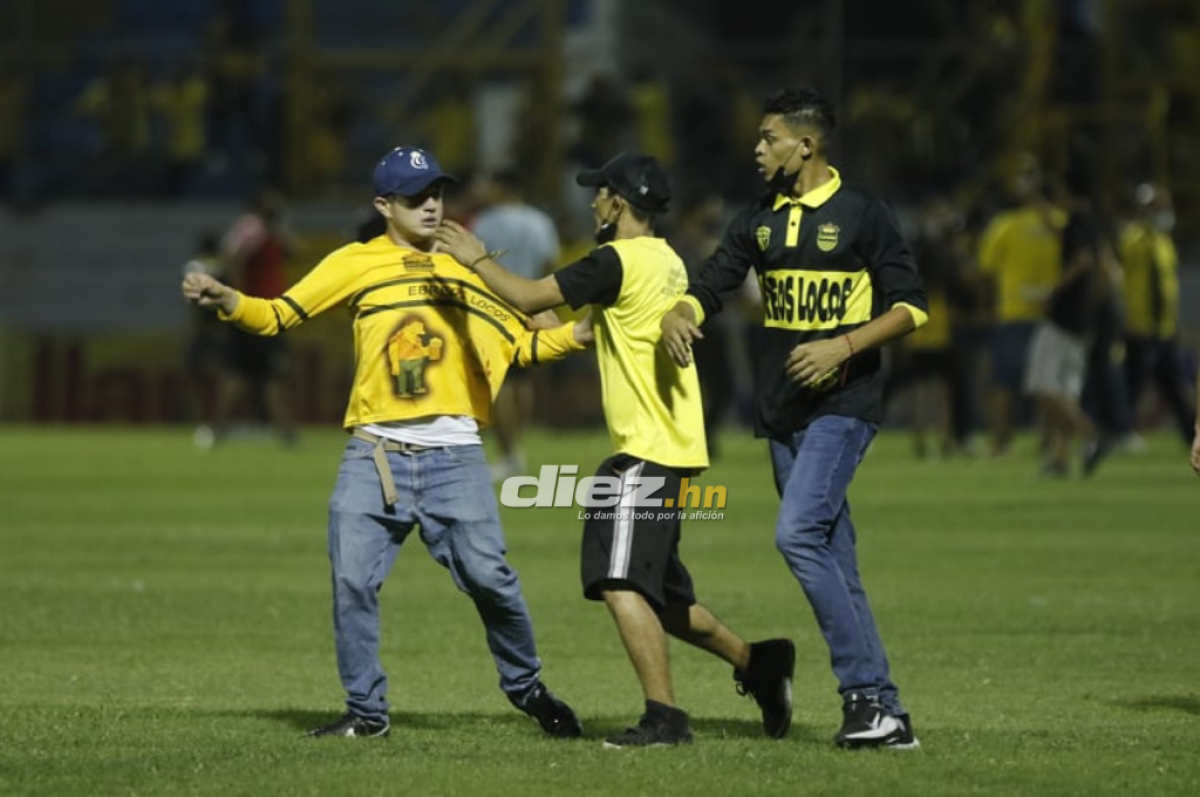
[576,151,670,213]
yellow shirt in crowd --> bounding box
[1121,221,1180,340]
[978,204,1067,323]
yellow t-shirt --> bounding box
[224,235,585,429]
[1121,221,1180,339]
[557,237,708,469]
[978,204,1066,322]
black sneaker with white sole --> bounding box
[511,682,583,738]
[733,638,796,738]
[603,700,693,749]
[834,692,921,750]
[307,712,390,738]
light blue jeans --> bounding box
[769,414,905,716]
[327,437,541,722]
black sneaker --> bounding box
[834,692,902,748]
[733,638,796,738]
[512,682,583,738]
[307,712,390,738]
[603,701,693,749]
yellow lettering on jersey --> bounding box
[758,269,873,330]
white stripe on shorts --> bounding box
[607,461,644,580]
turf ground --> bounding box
[1,425,1198,797]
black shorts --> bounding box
[580,454,696,612]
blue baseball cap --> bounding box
[373,147,457,197]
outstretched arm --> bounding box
[436,219,565,313]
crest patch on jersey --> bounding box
[755,225,771,252]
[817,223,840,252]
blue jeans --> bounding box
[327,437,542,721]
[769,415,905,716]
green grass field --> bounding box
[2,424,1199,797]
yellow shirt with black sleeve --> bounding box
[1120,221,1180,340]
[222,234,585,430]
[977,204,1067,323]
[554,237,708,469]
[680,168,928,437]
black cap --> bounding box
[576,151,670,213]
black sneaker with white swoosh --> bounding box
[834,692,920,750]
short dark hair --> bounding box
[763,88,837,138]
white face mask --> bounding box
[1153,210,1175,234]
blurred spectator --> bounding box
[896,197,980,458]
[181,231,229,447]
[1080,229,1132,448]
[629,70,675,166]
[977,154,1066,457]
[213,188,297,446]
[1120,182,1196,447]
[150,56,209,197]
[75,54,154,194]
[1023,164,1111,477]
[469,169,561,480]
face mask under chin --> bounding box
[1153,210,1175,234]
[767,165,797,196]
[594,205,621,244]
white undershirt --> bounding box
[360,417,481,448]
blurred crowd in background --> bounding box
[1,0,1197,473]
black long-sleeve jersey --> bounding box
[683,169,927,437]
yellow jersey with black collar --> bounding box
[222,235,585,430]
[681,167,928,436]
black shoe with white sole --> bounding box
[834,692,921,750]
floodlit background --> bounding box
[0,0,1196,435]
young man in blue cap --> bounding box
[437,151,796,749]
[183,146,590,740]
